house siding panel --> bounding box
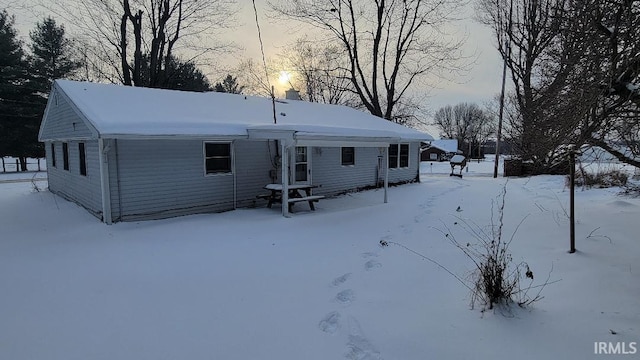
[112,139,249,221]
[40,91,93,140]
[45,140,103,217]
[107,139,122,221]
[45,138,419,223]
[387,142,421,184]
[311,142,420,197]
[234,140,276,208]
[311,147,380,196]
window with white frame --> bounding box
[204,142,232,174]
[341,147,355,166]
[389,144,409,169]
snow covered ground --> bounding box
[1,159,638,359]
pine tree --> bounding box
[0,10,43,169]
[163,57,212,92]
[138,54,212,92]
[214,74,244,94]
[29,17,80,94]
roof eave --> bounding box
[98,133,249,141]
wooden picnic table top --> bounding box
[264,183,318,191]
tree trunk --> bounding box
[19,157,27,172]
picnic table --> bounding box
[449,154,467,178]
[259,183,325,212]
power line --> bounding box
[251,0,271,90]
[251,0,277,124]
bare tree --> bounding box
[579,0,640,168]
[235,57,276,97]
[477,0,590,173]
[39,0,237,86]
[479,0,640,172]
[269,0,467,122]
[279,37,355,105]
[433,103,494,158]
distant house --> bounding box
[420,139,459,162]
[38,80,433,223]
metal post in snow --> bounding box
[569,145,576,253]
[384,147,389,203]
[281,142,289,217]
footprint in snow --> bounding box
[336,289,355,304]
[365,260,382,271]
[400,224,412,234]
[332,273,352,287]
[319,311,341,334]
[345,316,383,360]
[361,252,379,259]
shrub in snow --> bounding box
[620,183,640,197]
[440,186,548,310]
[382,185,552,311]
[570,169,628,189]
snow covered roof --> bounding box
[44,80,432,142]
[427,139,458,153]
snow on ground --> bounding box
[1,158,638,359]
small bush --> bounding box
[569,169,628,189]
[620,183,640,197]
[385,185,552,311]
[443,186,548,310]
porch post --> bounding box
[384,146,389,203]
[232,141,237,209]
[281,142,290,217]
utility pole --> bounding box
[494,0,513,178]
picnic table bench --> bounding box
[259,183,325,212]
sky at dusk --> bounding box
[3,0,503,128]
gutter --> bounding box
[98,138,112,224]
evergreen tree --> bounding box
[29,17,81,93]
[163,58,212,92]
[138,54,212,92]
[0,10,43,169]
[214,74,244,94]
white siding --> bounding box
[234,140,276,208]
[43,138,419,223]
[311,147,380,195]
[387,142,421,184]
[45,140,103,217]
[39,91,94,140]
[107,139,122,221]
[311,142,420,196]
[109,139,275,221]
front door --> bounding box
[292,146,311,184]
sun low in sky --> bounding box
[278,71,292,86]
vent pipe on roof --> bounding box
[285,88,300,100]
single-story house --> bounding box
[38,80,433,223]
[420,139,459,161]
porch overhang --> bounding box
[247,126,401,148]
